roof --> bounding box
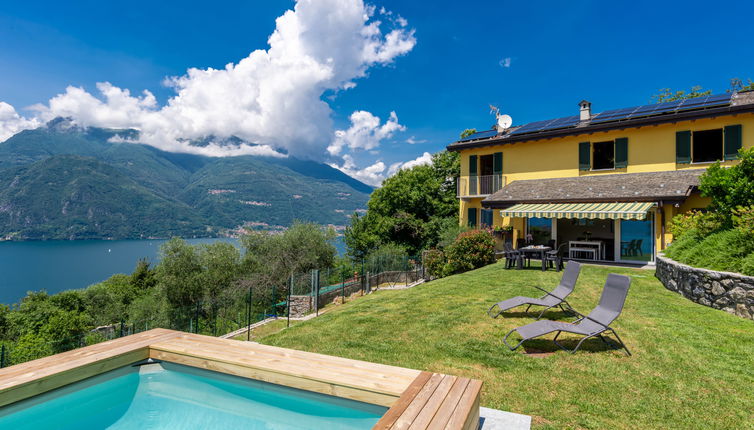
[482,169,705,208]
[449,90,754,151]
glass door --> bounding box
[618,215,654,263]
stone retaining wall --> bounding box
[655,253,754,320]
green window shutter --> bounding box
[724,124,742,160]
[578,142,591,171]
[493,152,503,174]
[468,155,478,176]
[615,137,628,168]
[467,208,477,228]
[676,131,691,164]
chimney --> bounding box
[579,100,592,121]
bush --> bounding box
[669,211,724,240]
[443,230,495,275]
[422,249,446,279]
[666,229,754,275]
[732,205,754,236]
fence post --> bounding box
[287,276,292,328]
[341,272,346,304]
[271,283,276,318]
[246,286,252,341]
[366,271,371,294]
[312,269,320,317]
[194,302,200,334]
[120,319,125,338]
[1,344,5,368]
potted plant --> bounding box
[493,225,513,239]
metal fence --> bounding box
[0,253,424,369]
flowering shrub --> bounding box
[443,230,495,275]
[422,249,446,279]
[669,211,724,240]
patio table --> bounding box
[517,245,552,271]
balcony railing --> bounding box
[456,174,506,197]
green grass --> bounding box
[258,261,754,429]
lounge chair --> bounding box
[487,261,581,319]
[502,273,632,356]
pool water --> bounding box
[0,362,386,429]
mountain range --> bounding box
[0,119,372,240]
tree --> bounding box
[699,148,754,225]
[344,150,461,256]
[460,128,477,138]
[652,85,711,103]
[729,78,754,92]
[156,238,204,326]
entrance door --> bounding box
[617,216,654,263]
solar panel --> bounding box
[470,92,734,141]
[458,129,498,142]
[540,115,580,131]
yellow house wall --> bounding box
[457,112,754,248]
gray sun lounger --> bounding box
[503,273,632,356]
[487,261,581,320]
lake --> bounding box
[0,237,346,305]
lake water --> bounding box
[0,237,346,305]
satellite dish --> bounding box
[496,114,513,130]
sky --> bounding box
[1,0,753,186]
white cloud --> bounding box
[327,110,405,156]
[387,151,432,175]
[499,57,511,68]
[329,154,387,186]
[331,151,433,187]
[405,135,427,144]
[0,0,416,161]
[0,102,41,142]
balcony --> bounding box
[456,174,506,198]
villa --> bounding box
[448,91,754,264]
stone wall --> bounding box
[655,253,754,320]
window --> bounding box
[527,218,552,245]
[467,208,477,228]
[580,138,627,171]
[592,141,615,170]
[692,129,723,163]
[480,209,493,228]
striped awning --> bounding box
[500,202,655,220]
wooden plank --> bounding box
[0,329,181,390]
[149,334,419,396]
[443,379,483,430]
[391,373,445,429]
[373,372,433,430]
[426,377,470,430]
[159,333,420,380]
[0,348,148,407]
[150,349,398,407]
[407,375,458,430]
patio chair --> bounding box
[502,273,632,356]
[502,242,521,269]
[544,243,567,271]
[488,261,581,319]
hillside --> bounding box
[0,120,372,240]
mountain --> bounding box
[0,120,372,240]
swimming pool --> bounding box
[0,361,386,429]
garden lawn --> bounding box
[259,261,754,429]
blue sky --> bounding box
[1,0,753,185]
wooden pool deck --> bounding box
[0,328,481,430]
